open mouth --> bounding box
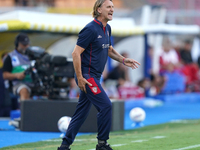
[108,13,113,17]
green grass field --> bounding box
[1,119,200,150]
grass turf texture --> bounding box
[1,119,200,150]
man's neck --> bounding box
[96,17,108,27]
[15,49,26,55]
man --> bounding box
[58,0,140,150]
[2,33,32,101]
[180,40,193,65]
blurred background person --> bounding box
[179,40,200,92]
[104,52,130,83]
[0,53,10,117]
[180,40,193,65]
[0,52,19,117]
[149,73,166,96]
[2,33,32,101]
[103,52,130,99]
[68,78,80,99]
[103,51,144,99]
[159,39,180,74]
[137,77,151,97]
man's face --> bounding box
[185,43,192,51]
[98,0,114,21]
[17,42,29,54]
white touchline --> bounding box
[112,144,127,147]
[75,139,96,142]
[75,139,85,142]
[131,140,148,143]
[152,136,166,139]
[173,144,200,150]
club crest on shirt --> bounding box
[92,87,97,93]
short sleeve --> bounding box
[77,27,95,49]
[2,55,12,72]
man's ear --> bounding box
[97,7,102,14]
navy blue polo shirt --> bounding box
[77,19,112,78]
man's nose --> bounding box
[110,6,114,12]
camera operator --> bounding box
[2,33,32,101]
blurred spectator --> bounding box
[1,52,10,89]
[149,73,166,96]
[179,39,200,92]
[181,63,200,92]
[103,52,130,98]
[137,78,151,97]
[181,63,199,84]
[180,40,193,65]
[147,45,154,75]
[137,72,185,97]
[0,69,10,117]
[0,53,12,117]
[102,80,119,99]
[2,33,32,101]
[68,78,80,99]
[104,52,130,86]
[158,40,187,94]
[161,65,186,94]
[172,40,183,60]
[103,51,144,99]
[159,40,180,74]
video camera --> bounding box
[24,46,74,100]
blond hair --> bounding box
[92,0,112,18]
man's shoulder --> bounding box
[85,20,96,29]
[8,50,16,56]
[80,21,96,35]
[2,54,12,72]
[4,54,11,62]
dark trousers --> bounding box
[64,74,112,145]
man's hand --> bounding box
[78,77,92,93]
[15,72,25,80]
[124,58,141,69]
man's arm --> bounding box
[3,72,25,80]
[2,55,25,80]
[108,45,140,69]
[108,45,124,63]
[72,45,92,93]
